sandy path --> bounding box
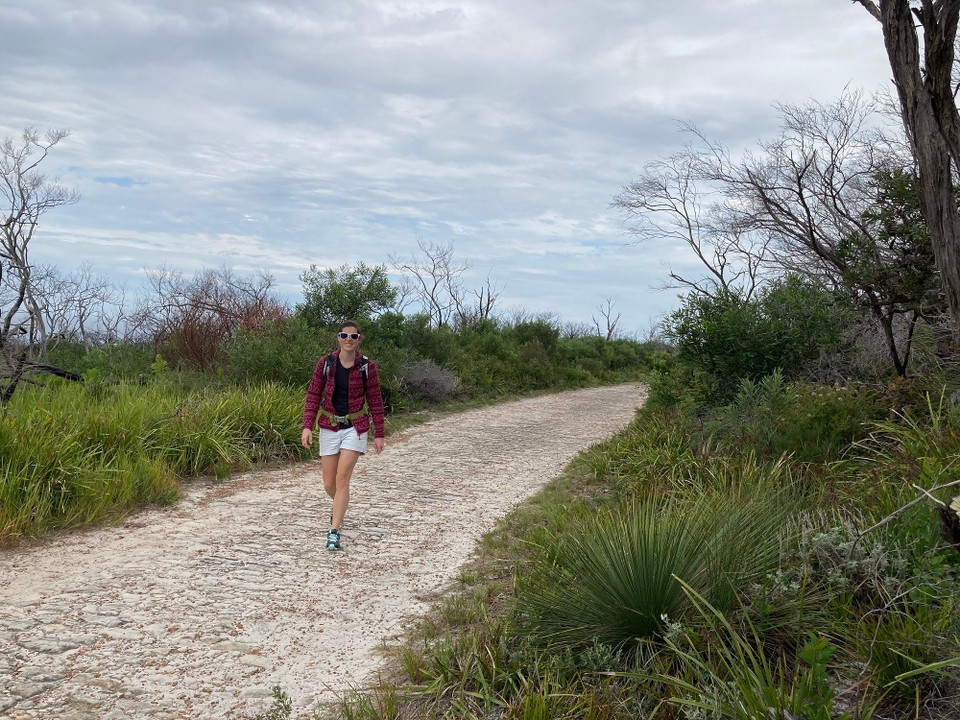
[0,383,646,719]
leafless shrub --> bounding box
[131,266,289,370]
[401,358,462,403]
[561,321,594,339]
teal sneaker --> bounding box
[326,528,342,551]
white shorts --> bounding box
[319,427,368,456]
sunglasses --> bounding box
[338,332,360,340]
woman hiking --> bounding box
[301,320,386,551]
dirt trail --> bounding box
[0,383,647,719]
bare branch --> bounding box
[0,127,79,403]
[591,297,622,341]
[390,238,470,329]
[852,1,882,24]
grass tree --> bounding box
[516,487,795,655]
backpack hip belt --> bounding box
[320,405,369,425]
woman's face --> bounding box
[337,326,361,351]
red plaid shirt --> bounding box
[302,350,386,438]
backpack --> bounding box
[321,353,369,398]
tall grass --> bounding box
[841,391,960,523]
[0,380,308,541]
[647,580,879,720]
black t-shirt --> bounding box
[332,357,351,424]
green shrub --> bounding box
[512,319,561,356]
[404,315,458,365]
[704,373,886,462]
[558,336,653,378]
[514,487,794,655]
[761,274,856,375]
[42,340,156,381]
[784,514,910,609]
[642,351,710,413]
[222,316,328,386]
[662,278,856,406]
[664,290,781,405]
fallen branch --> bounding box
[853,478,960,548]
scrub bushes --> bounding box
[42,340,156,382]
[703,371,888,462]
[226,310,655,404]
[660,278,856,406]
[222,316,328,386]
[400,358,463,403]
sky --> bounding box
[0,0,894,336]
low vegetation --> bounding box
[239,272,960,719]
[0,314,653,543]
[308,371,960,720]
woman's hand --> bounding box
[301,428,313,449]
[374,437,384,454]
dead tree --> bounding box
[0,128,80,404]
[613,146,774,301]
[592,297,622,340]
[390,238,470,329]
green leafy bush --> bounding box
[222,316,327,386]
[662,278,856,406]
[42,340,156,382]
[512,319,561,356]
[705,373,886,462]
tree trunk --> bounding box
[877,0,960,337]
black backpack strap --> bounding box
[359,355,368,397]
[320,353,335,398]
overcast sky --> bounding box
[1,0,893,335]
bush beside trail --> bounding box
[2,316,654,542]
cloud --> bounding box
[1,0,894,334]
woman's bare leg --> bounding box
[321,454,339,500]
[329,449,361,530]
